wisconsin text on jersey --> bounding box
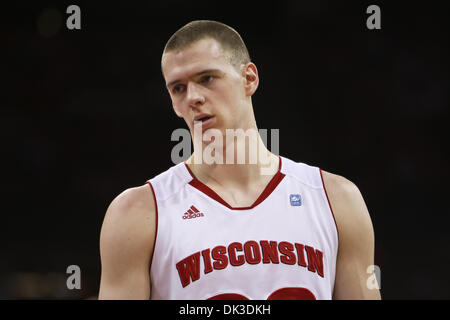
[176,240,324,287]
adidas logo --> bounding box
[182,205,205,220]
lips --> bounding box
[194,114,213,122]
[193,114,216,132]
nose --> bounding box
[186,82,205,108]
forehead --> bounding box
[162,38,233,82]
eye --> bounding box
[172,85,185,94]
[200,75,214,84]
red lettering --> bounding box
[175,252,201,287]
[279,241,296,265]
[212,245,228,270]
[295,243,307,267]
[201,249,213,274]
[244,241,261,264]
[176,241,325,288]
[228,242,245,266]
[305,245,324,277]
[260,240,280,264]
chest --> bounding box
[150,173,339,300]
[161,182,327,257]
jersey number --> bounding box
[207,287,316,300]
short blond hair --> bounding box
[162,20,251,72]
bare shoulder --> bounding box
[320,170,370,224]
[106,184,155,218]
[320,169,375,250]
[100,184,156,247]
[321,170,362,203]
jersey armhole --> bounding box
[319,168,340,243]
[145,181,159,284]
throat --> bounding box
[208,182,269,208]
[186,154,282,209]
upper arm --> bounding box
[98,184,156,300]
[321,171,381,300]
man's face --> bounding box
[162,38,253,136]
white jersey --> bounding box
[147,156,338,300]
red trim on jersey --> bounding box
[319,169,340,241]
[207,293,249,300]
[146,181,159,275]
[184,156,285,210]
[267,287,316,300]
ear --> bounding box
[242,62,259,97]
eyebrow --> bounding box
[166,69,222,88]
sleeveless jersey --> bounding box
[147,156,338,300]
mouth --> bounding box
[194,114,214,122]
[193,115,216,132]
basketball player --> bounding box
[98,20,381,300]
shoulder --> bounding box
[106,184,156,218]
[149,162,193,201]
[279,157,323,188]
[100,184,156,254]
[320,170,363,204]
[320,170,373,241]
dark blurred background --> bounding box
[1,0,449,299]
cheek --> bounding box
[221,86,244,112]
[227,79,246,104]
[172,102,184,118]
[218,82,241,104]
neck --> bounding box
[186,133,280,188]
